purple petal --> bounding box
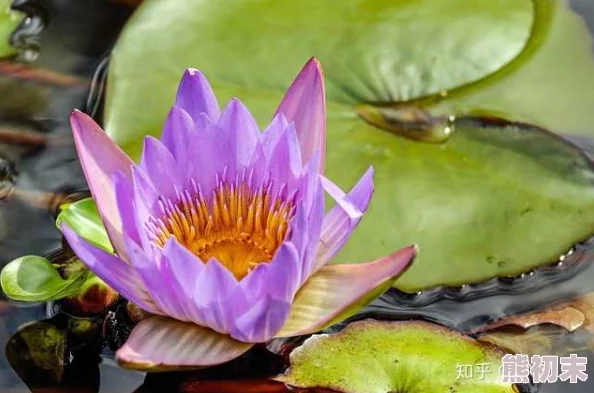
[70,110,134,261]
[275,58,326,173]
[139,136,182,200]
[303,191,325,278]
[285,209,310,282]
[260,113,289,158]
[314,167,374,270]
[191,259,241,334]
[113,171,140,245]
[194,259,238,304]
[162,237,203,296]
[161,106,194,163]
[197,299,241,336]
[289,162,324,278]
[230,296,291,343]
[161,238,205,324]
[275,245,417,338]
[217,98,259,170]
[126,240,187,321]
[186,123,222,196]
[116,316,253,371]
[60,223,161,315]
[175,68,221,122]
[241,242,301,301]
[247,113,292,190]
[194,112,215,131]
[130,166,160,250]
[247,141,268,189]
[267,123,302,188]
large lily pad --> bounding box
[107,0,534,150]
[276,319,516,393]
[426,0,594,135]
[102,0,594,291]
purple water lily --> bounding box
[62,58,417,370]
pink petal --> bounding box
[70,110,134,261]
[116,316,253,371]
[314,167,374,270]
[275,245,417,338]
[275,58,326,173]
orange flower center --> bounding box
[147,181,294,280]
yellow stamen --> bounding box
[147,180,295,280]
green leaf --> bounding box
[0,255,86,302]
[276,320,516,393]
[332,117,594,291]
[105,0,594,291]
[56,198,113,253]
[426,0,594,136]
[106,0,534,152]
[0,0,24,58]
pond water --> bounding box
[2,0,594,392]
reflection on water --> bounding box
[0,0,135,391]
[2,0,594,392]
[0,0,133,262]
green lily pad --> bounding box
[57,198,113,252]
[102,0,594,291]
[276,319,516,393]
[425,0,594,135]
[0,255,86,301]
[332,117,594,290]
[107,0,534,151]
[0,0,24,58]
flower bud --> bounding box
[61,275,119,316]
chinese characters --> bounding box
[457,354,588,384]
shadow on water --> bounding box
[2,0,594,392]
[0,0,134,264]
[0,0,136,391]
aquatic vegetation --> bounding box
[5,315,103,390]
[277,320,516,393]
[0,0,24,58]
[2,0,594,391]
[6,320,67,383]
[0,255,87,302]
[59,59,416,369]
[106,0,594,292]
[474,293,594,356]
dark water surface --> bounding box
[2,0,594,392]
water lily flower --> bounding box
[62,58,417,370]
